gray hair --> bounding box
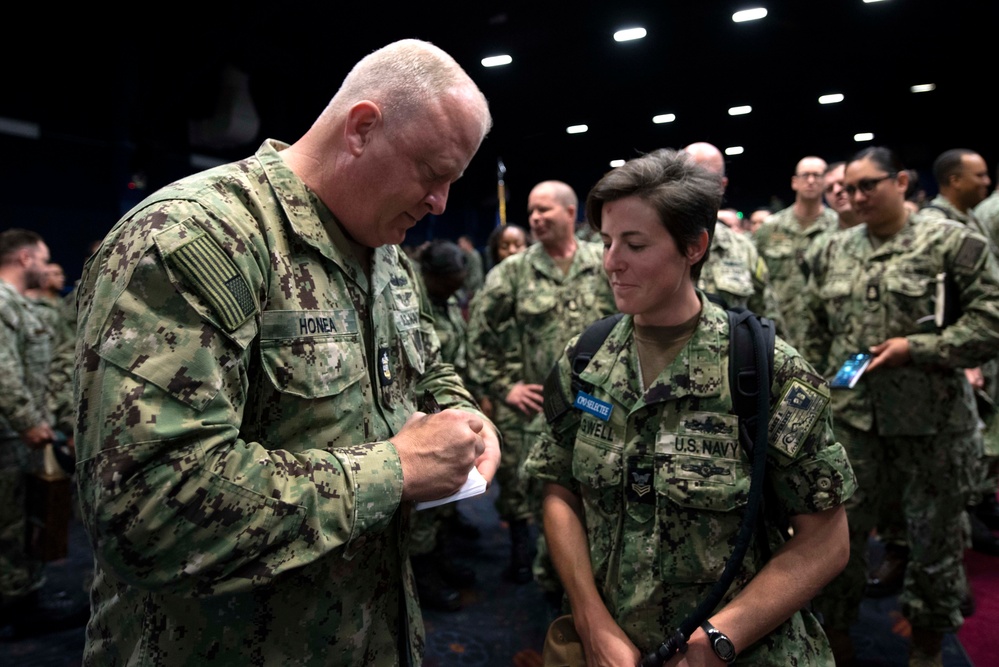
[322,39,491,138]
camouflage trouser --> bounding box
[0,438,45,607]
[492,403,541,521]
[974,358,999,495]
[409,504,456,556]
[815,421,977,633]
[491,406,561,592]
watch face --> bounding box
[714,635,736,661]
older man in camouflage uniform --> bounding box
[683,142,785,331]
[466,180,616,586]
[804,148,999,665]
[755,155,838,351]
[74,40,500,666]
[0,229,56,630]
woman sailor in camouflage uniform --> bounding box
[526,149,855,665]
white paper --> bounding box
[414,466,487,510]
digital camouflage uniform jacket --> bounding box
[430,295,467,375]
[74,140,485,666]
[754,206,838,351]
[525,294,856,661]
[0,280,52,443]
[975,190,999,246]
[466,240,616,435]
[802,211,999,436]
[920,197,999,456]
[699,221,786,332]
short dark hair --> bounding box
[847,146,906,176]
[0,228,44,265]
[419,239,467,276]
[585,148,722,280]
[824,161,846,176]
[933,148,977,187]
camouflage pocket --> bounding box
[655,455,748,583]
[572,439,622,575]
[260,334,365,399]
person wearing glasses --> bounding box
[804,146,999,666]
[526,149,855,665]
[754,156,839,352]
[801,162,864,292]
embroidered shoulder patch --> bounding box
[166,232,256,332]
[954,236,985,270]
[768,378,828,457]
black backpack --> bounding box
[548,306,775,458]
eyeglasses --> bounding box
[795,172,824,181]
[843,173,897,197]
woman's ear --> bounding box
[687,229,710,265]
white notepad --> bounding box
[414,466,487,510]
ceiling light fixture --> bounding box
[725,146,745,156]
[732,8,767,22]
[854,132,875,142]
[818,93,845,104]
[910,83,936,93]
[728,105,752,116]
[652,113,676,124]
[566,125,589,134]
[613,27,647,42]
[481,55,512,68]
[610,159,625,168]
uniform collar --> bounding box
[524,239,601,281]
[255,139,397,295]
[578,291,726,412]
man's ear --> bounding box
[16,246,33,268]
[344,101,382,156]
[897,169,911,194]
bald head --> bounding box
[530,180,578,210]
[281,39,493,248]
[528,180,578,251]
[792,155,828,205]
[682,142,728,193]
[683,142,725,176]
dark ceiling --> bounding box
[1,0,994,259]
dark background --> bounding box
[1,0,994,282]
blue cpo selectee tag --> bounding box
[574,391,613,422]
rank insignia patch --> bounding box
[626,458,655,505]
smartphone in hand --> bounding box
[829,352,873,389]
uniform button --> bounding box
[817,476,831,490]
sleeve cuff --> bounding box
[8,403,44,436]
[906,333,938,365]
[334,440,403,537]
[524,434,577,493]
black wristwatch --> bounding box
[701,620,737,663]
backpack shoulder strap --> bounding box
[727,307,775,456]
[543,313,624,425]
